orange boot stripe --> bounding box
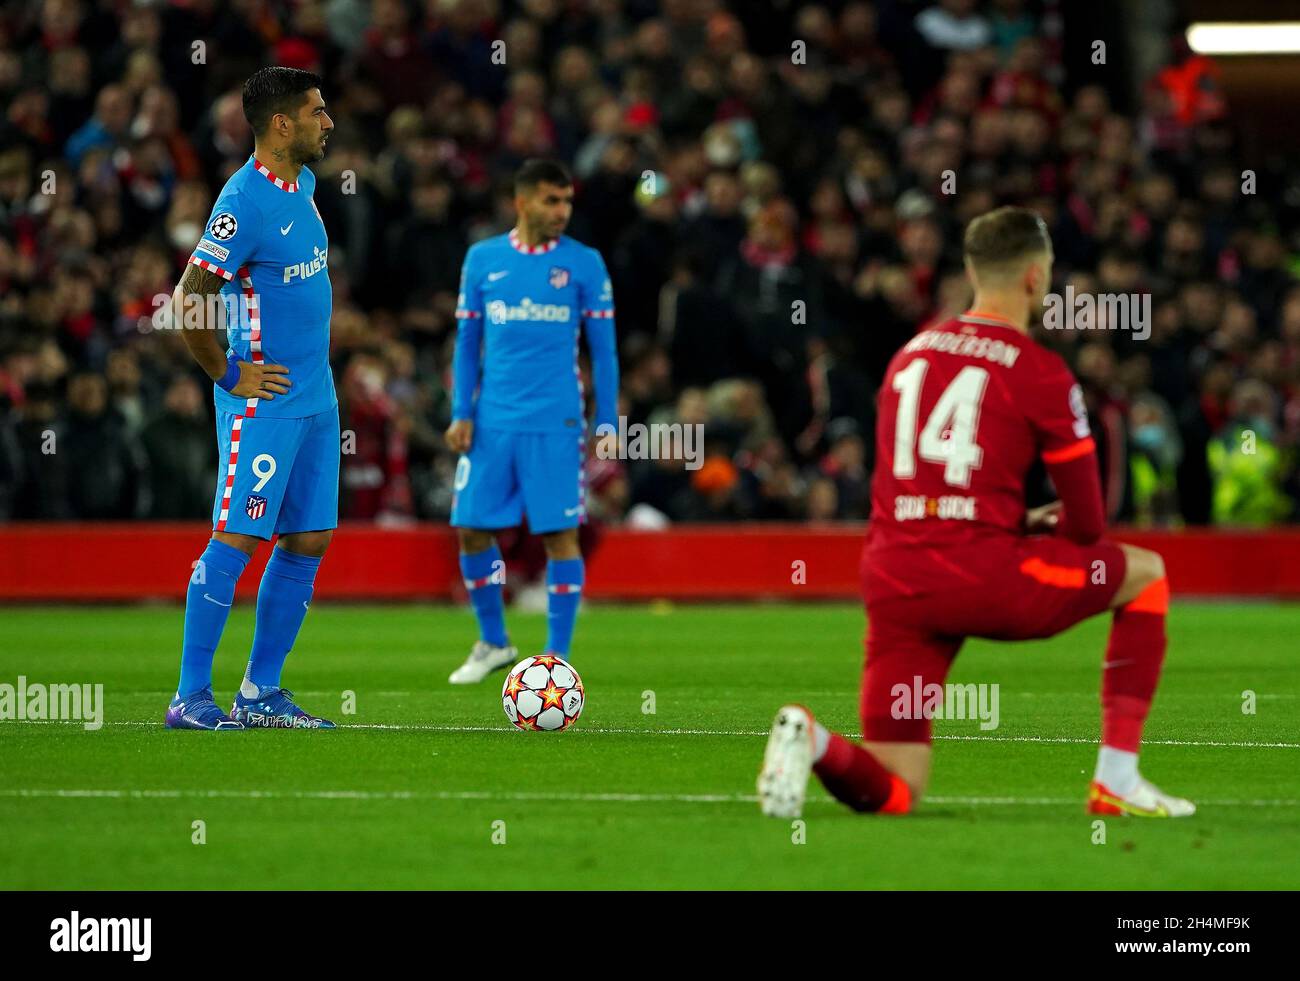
[1128,577,1169,615]
[880,774,913,815]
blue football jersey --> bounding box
[188,156,335,418]
[452,230,618,434]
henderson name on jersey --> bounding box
[869,311,1102,552]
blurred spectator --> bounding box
[621,337,673,429]
[817,417,870,519]
[3,381,70,519]
[65,84,132,166]
[141,374,214,519]
[916,0,993,54]
[63,372,146,519]
[106,348,145,435]
[0,0,1296,530]
[679,455,749,521]
[1075,342,1129,521]
[1208,380,1292,526]
[339,353,413,522]
[716,198,820,448]
[1127,395,1183,527]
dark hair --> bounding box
[514,158,572,195]
[242,67,323,136]
[963,206,1051,273]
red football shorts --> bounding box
[859,535,1127,742]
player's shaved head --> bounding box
[963,206,1052,283]
[242,66,324,137]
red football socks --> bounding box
[814,731,912,814]
[1101,578,1169,752]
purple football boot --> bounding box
[166,687,245,730]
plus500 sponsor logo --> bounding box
[486,298,571,324]
[284,246,328,283]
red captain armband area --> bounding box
[1043,441,1105,545]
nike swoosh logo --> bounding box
[280,222,294,235]
[203,593,232,607]
[303,601,310,610]
[487,271,509,281]
[564,506,582,516]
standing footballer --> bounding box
[759,207,1194,817]
[445,159,619,684]
[165,67,338,730]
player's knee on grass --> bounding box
[1113,545,1165,609]
[278,529,333,557]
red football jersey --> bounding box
[868,312,1094,548]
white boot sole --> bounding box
[758,705,814,818]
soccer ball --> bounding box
[502,654,584,731]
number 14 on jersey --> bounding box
[891,361,989,488]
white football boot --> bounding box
[758,704,815,818]
[448,641,518,685]
[1087,776,1196,817]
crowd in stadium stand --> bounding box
[1,0,1298,529]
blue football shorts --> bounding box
[450,425,585,533]
[211,405,340,539]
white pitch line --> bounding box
[0,788,1295,807]
[7,719,1299,749]
[923,796,1300,807]
[0,788,757,804]
[932,733,1300,749]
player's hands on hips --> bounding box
[446,419,474,454]
[1024,500,1063,533]
[232,362,291,400]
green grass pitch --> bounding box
[1,602,1297,889]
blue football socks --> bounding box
[178,539,251,695]
[245,547,322,690]
[545,557,584,656]
[461,546,509,648]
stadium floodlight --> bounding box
[1186,22,1300,55]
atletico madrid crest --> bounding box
[245,494,267,520]
[549,266,569,289]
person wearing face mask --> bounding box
[1207,379,1293,526]
[1128,395,1182,528]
